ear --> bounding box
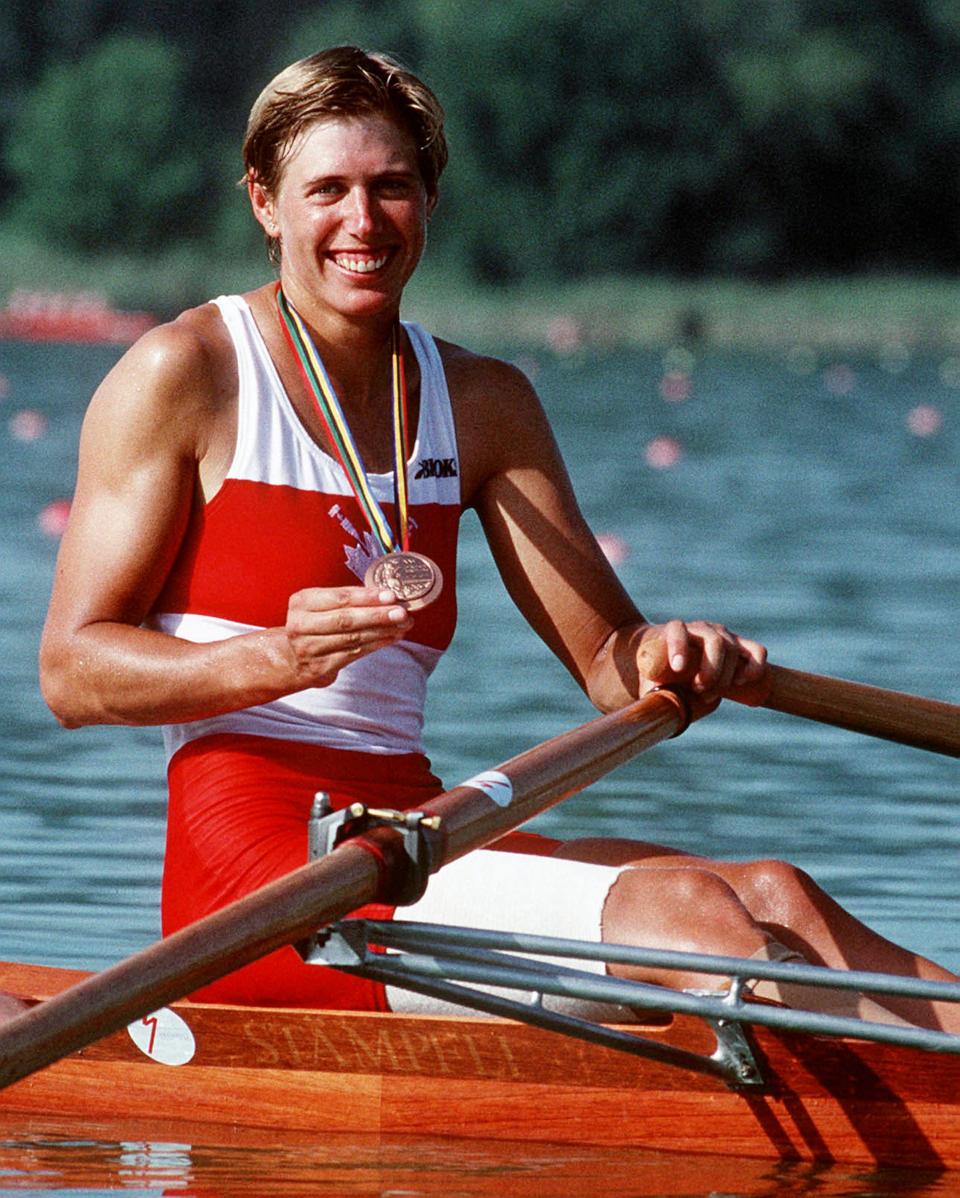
[425,189,439,220]
[248,176,278,236]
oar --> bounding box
[0,687,687,1091]
[639,640,960,757]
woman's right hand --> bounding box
[284,584,415,688]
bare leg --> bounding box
[555,837,959,1031]
[598,863,769,989]
[0,993,28,1025]
[597,861,912,1026]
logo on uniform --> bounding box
[329,503,422,583]
[414,457,458,480]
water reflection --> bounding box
[0,1123,954,1196]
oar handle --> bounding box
[638,639,960,757]
[749,664,960,758]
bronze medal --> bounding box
[365,551,443,611]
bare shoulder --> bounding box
[437,338,539,410]
[437,340,549,450]
[84,301,237,457]
[98,302,233,409]
[152,301,233,374]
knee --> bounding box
[603,865,768,965]
[609,865,751,928]
[662,866,740,914]
[737,858,817,921]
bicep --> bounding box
[44,341,201,641]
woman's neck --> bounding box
[277,282,399,410]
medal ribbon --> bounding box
[275,285,411,555]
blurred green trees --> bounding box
[2,0,959,283]
[417,1,739,282]
[7,35,205,252]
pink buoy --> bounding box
[545,315,582,354]
[906,404,943,437]
[645,436,682,469]
[9,409,47,441]
[38,499,72,538]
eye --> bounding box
[308,180,344,199]
[377,176,419,198]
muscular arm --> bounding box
[447,350,765,713]
[40,310,411,728]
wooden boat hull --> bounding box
[1,960,958,1171]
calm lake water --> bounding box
[0,326,957,1196]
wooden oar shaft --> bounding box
[0,689,685,1090]
[757,665,960,758]
[0,841,381,1090]
[638,639,960,757]
[420,688,687,862]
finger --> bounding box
[715,642,741,694]
[693,626,738,696]
[287,593,412,637]
[326,600,412,632]
[338,627,399,659]
[732,638,768,685]
[662,620,692,675]
[290,585,404,615]
[302,608,413,646]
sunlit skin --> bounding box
[248,115,436,340]
[37,106,960,1032]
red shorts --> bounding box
[163,734,559,1009]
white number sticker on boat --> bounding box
[460,769,513,807]
[126,1008,196,1066]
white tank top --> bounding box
[148,294,462,759]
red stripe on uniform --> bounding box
[152,479,459,650]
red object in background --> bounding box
[38,499,72,537]
[0,290,156,344]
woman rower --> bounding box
[39,47,959,1030]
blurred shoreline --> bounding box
[405,271,960,356]
[3,230,959,354]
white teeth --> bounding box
[335,254,388,274]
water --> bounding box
[0,332,958,1195]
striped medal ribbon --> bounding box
[275,285,443,610]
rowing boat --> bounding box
[2,932,959,1173]
[0,669,957,1176]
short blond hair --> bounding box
[244,46,447,260]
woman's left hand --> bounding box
[637,619,767,707]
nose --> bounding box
[344,186,377,237]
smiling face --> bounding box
[250,114,435,325]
